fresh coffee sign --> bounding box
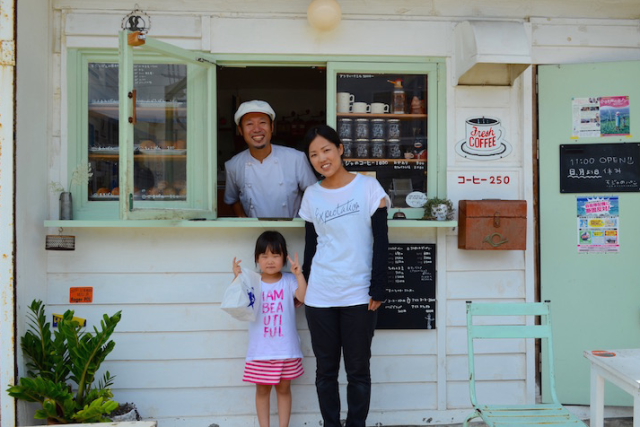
[455,116,513,160]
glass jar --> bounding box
[387,118,401,139]
[342,138,354,158]
[387,139,402,159]
[338,118,353,140]
[371,139,386,158]
[355,139,370,158]
[370,118,386,139]
[355,118,370,139]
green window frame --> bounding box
[64,37,446,224]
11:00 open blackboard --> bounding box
[560,143,640,193]
[376,244,436,330]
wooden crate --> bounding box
[458,200,527,250]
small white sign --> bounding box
[406,191,428,207]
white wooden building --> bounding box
[2,1,640,426]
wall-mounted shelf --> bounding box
[337,113,427,119]
[44,219,456,229]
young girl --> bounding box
[233,230,308,427]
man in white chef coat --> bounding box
[224,100,317,218]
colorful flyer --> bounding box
[600,96,630,136]
[577,196,619,253]
[572,96,630,138]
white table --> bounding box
[584,349,640,427]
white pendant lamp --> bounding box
[307,0,342,31]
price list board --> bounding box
[377,244,436,330]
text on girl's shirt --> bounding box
[263,288,285,338]
[315,199,360,224]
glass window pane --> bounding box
[337,72,427,208]
[87,62,188,201]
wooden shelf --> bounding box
[89,152,187,160]
[337,113,427,119]
[344,158,426,163]
[44,218,456,229]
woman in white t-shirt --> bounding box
[299,125,389,427]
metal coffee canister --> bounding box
[355,138,370,158]
[355,118,370,139]
[370,118,386,139]
[342,138,354,158]
[387,139,402,159]
[338,118,353,140]
[387,118,401,139]
[371,139,386,158]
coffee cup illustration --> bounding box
[455,116,512,160]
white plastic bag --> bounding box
[220,269,261,321]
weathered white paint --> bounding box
[0,0,16,425]
[11,1,640,427]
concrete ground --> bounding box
[387,417,633,427]
[387,419,632,427]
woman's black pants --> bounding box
[305,304,377,427]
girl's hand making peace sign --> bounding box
[288,253,303,277]
[232,257,242,278]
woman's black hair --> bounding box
[302,124,343,155]
[254,230,288,264]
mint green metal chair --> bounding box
[463,301,587,427]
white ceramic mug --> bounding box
[337,92,355,113]
[371,102,390,114]
[352,102,371,113]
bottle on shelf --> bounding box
[388,79,406,114]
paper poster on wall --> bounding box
[577,196,620,253]
[572,96,630,138]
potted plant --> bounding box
[422,197,455,221]
[7,299,123,424]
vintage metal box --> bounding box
[458,200,527,250]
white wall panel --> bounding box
[109,331,248,359]
[46,228,306,273]
[447,270,526,299]
[372,355,438,383]
[65,12,203,38]
[210,18,453,56]
[372,329,437,355]
[446,239,527,271]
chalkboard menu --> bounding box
[376,244,436,330]
[560,143,640,193]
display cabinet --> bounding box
[66,34,217,220]
[88,63,188,202]
[328,62,442,212]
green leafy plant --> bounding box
[422,197,455,220]
[7,299,122,424]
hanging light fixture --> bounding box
[307,0,342,31]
